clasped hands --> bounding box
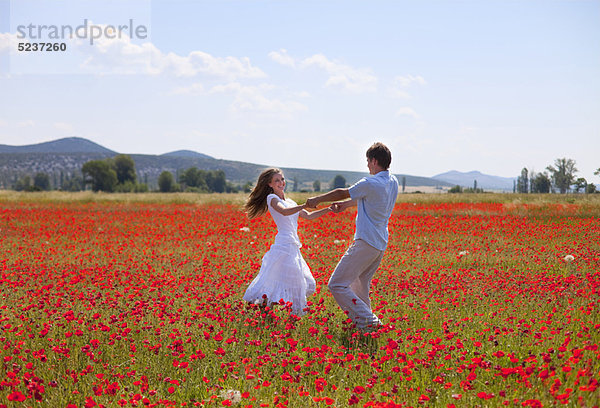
[305,197,344,213]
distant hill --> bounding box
[128,154,451,190]
[433,170,516,191]
[0,137,452,190]
[161,150,213,159]
[0,137,116,154]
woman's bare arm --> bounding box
[270,197,306,216]
[299,207,331,220]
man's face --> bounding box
[367,157,377,175]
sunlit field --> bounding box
[1,192,599,407]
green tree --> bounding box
[225,182,238,193]
[332,175,346,189]
[313,180,321,192]
[33,172,51,191]
[82,160,118,192]
[14,175,32,191]
[209,170,226,193]
[179,167,208,191]
[158,171,175,192]
[293,177,299,192]
[516,168,529,193]
[178,168,227,192]
[62,173,84,191]
[531,172,551,193]
[573,178,587,193]
[402,176,406,193]
[448,185,463,194]
[204,170,214,192]
[134,183,148,193]
[586,183,597,194]
[113,154,137,185]
[546,158,577,194]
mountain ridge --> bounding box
[0,137,116,155]
[0,137,457,190]
[433,170,516,191]
[161,150,213,159]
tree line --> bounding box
[515,158,598,194]
[447,158,598,194]
[9,154,598,194]
[10,155,232,193]
[9,154,347,193]
[158,168,234,193]
[13,171,84,192]
[82,156,241,193]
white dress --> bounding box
[243,194,316,315]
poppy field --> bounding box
[0,194,599,407]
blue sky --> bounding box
[1,0,599,181]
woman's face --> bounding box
[269,172,286,196]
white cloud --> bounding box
[394,75,426,87]
[0,32,20,54]
[185,51,266,79]
[3,26,266,78]
[269,49,377,93]
[268,48,296,68]
[171,82,205,95]
[388,75,427,99]
[69,25,266,79]
[209,82,274,94]
[209,82,307,118]
[300,53,377,93]
[395,107,420,119]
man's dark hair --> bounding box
[366,142,392,170]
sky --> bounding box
[0,0,599,181]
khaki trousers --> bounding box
[328,239,384,328]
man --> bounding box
[306,142,398,331]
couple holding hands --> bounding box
[243,142,399,332]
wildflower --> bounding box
[240,227,251,232]
[315,377,327,392]
[418,394,430,403]
[563,254,575,262]
[522,400,543,408]
[219,389,242,404]
[477,392,495,400]
[7,391,26,402]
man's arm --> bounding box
[306,188,350,208]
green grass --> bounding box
[2,190,600,207]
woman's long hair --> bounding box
[245,168,282,219]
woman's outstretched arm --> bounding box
[270,197,306,217]
[299,207,331,220]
